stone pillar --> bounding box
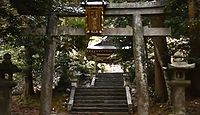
[0,80,17,115]
[71,73,78,87]
[94,61,98,77]
[168,51,195,115]
[132,14,149,115]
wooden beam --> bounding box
[58,1,165,17]
[143,26,171,37]
[58,27,133,36]
[58,27,85,36]
[58,7,164,17]
[23,27,171,37]
[23,25,171,37]
[108,1,165,9]
[59,27,171,36]
[105,7,164,15]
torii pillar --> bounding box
[132,14,149,115]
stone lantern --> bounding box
[0,53,21,115]
[0,80,17,115]
[168,51,195,115]
[81,0,109,35]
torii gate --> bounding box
[13,1,170,115]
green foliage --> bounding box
[122,61,135,82]
[54,50,72,91]
[110,36,133,62]
[73,36,89,51]
[0,44,25,66]
[165,0,189,37]
[105,16,132,63]
[10,0,52,15]
[59,17,88,51]
[0,2,23,41]
[189,17,200,38]
[167,37,190,56]
[165,0,200,56]
[62,17,84,27]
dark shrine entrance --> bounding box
[58,2,171,114]
[12,0,171,114]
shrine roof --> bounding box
[87,37,116,50]
[87,45,116,50]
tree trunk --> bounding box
[154,51,167,101]
[24,47,34,102]
[189,0,200,96]
[150,15,170,102]
[132,14,149,115]
[40,14,57,115]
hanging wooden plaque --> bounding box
[85,6,104,35]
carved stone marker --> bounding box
[0,53,20,115]
[168,51,195,115]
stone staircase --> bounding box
[70,73,129,114]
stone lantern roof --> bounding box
[168,51,195,70]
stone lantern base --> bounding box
[0,80,17,115]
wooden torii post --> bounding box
[18,1,170,115]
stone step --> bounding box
[97,75,123,77]
[73,103,128,107]
[72,107,128,112]
[95,82,123,84]
[95,82,123,85]
[95,80,123,82]
[76,87,125,92]
[74,100,127,104]
[97,76,123,78]
[75,92,125,96]
[76,89,125,92]
[97,74,123,77]
[94,85,123,87]
[93,86,125,88]
[96,80,123,83]
[95,82,124,86]
[96,77,123,80]
[75,96,126,100]
[95,81,123,83]
[71,73,128,114]
[95,80,124,83]
[70,112,129,115]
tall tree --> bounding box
[40,14,57,115]
[1,0,48,100]
[188,0,200,96]
[150,15,170,102]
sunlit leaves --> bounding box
[60,17,84,27]
[165,0,189,37]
